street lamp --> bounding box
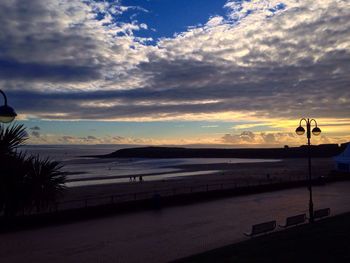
[295,118,321,223]
[0,90,17,123]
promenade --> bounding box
[176,211,350,262]
[1,181,350,263]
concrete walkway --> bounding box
[1,181,350,263]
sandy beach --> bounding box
[63,158,334,202]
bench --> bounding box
[279,214,306,228]
[244,220,276,237]
[313,208,330,220]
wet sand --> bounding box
[63,158,334,202]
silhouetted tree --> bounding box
[0,124,66,217]
[0,152,29,216]
[26,156,66,212]
[0,123,27,155]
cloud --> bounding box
[31,131,40,138]
[224,0,287,21]
[221,130,340,146]
[222,131,256,144]
[0,0,149,87]
[0,0,349,128]
[60,136,76,143]
[261,133,277,144]
[112,136,125,142]
[28,134,152,145]
[201,125,219,128]
[0,59,100,82]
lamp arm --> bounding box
[310,118,318,127]
[0,90,8,106]
[299,118,307,127]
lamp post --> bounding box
[296,118,321,223]
[0,90,17,123]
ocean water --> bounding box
[21,144,130,161]
[20,145,280,187]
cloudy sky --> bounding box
[1,0,349,146]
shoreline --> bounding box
[1,157,341,232]
[65,158,280,184]
[63,158,333,201]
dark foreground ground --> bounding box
[2,182,350,263]
[175,212,350,263]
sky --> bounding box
[0,0,349,147]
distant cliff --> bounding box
[99,143,349,159]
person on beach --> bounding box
[139,175,143,182]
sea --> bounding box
[20,145,279,187]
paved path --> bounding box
[1,181,350,263]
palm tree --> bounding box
[0,123,66,217]
[26,156,66,212]
[0,123,27,155]
[0,152,29,217]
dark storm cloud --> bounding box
[0,59,100,82]
[0,0,105,83]
[1,0,349,122]
[5,46,350,120]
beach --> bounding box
[2,148,345,263]
[62,158,334,203]
[21,144,336,210]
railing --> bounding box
[50,174,307,213]
[4,173,321,217]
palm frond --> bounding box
[0,123,28,154]
[0,124,66,216]
[27,155,66,211]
